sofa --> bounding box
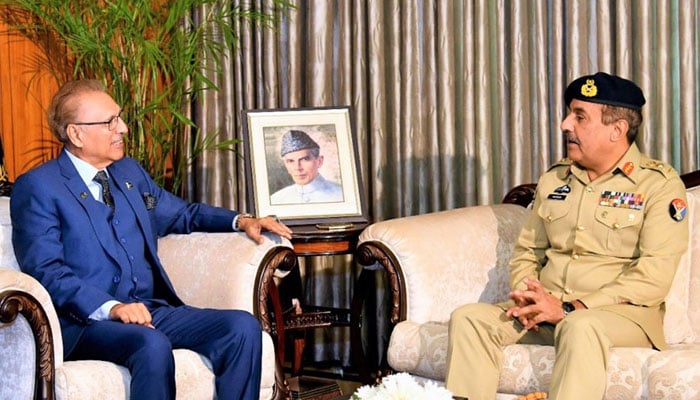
[0,196,298,400]
[356,171,700,399]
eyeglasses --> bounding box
[72,109,123,131]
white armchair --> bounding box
[0,197,297,400]
[356,173,700,399]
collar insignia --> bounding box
[581,79,598,98]
[621,162,634,175]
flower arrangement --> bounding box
[351,373,454,400]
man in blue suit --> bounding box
[10,79,293,399]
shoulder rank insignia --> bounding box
[548,158,573,170]
[670,198,687,222]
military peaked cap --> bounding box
[564,72,646,111]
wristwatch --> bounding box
[562,301,576,317]
[234,213,254,231]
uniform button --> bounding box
[120,238,126,243]
[564,288,573,294]
[572,254,580,260]
[113,219,119,225]
[576,225,585,231]
[613,223,621,230]
[129,255,135,261]
[601,211,608,218]
[113,276,121,283]
[132,277,138,283]
[546,215,553,222]
[586,187,593,193]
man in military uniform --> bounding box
[270,129,343,204]
[445,72,689,400]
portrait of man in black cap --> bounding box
[270,129,343,204]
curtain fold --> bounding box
[189,0,700,370]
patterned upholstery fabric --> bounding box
[0,197,286,399]
[360,187,700,398]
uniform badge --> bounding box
[547,193,567,201]
[622,162,634,175]
[599,191,644,210]
[670,198,687,222]
[554,185,571,194]
[581,79,598,97]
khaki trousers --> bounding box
[445,303,652,400]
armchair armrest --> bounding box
[0,267,63,400]
[357,204,530,325]
[157,231,295,313]
[157,232,296,400]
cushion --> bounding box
[662,186,698,344]
[646,343,700,400]
[388,318,659,397]
[684,187,700,340]
[55,349,214,400]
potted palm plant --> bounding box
[1,0,289,195]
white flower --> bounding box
[351,373,453,400]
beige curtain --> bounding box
[190,0,700,369]
[193,0,700,220]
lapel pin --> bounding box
[80,192,88,199]
[125,182,133,189]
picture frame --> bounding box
[241,106,367,226]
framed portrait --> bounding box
[241,106,367,226]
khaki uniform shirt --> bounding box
[506,143,689,349]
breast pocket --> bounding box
[537,201,571,239]
[594,207,643,251]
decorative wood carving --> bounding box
[355,243,406,325]
[0,289,55,400]
[502,183,537,207]
[252,247,297,400]
[682,170,700,189]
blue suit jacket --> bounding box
[10,150,239,356]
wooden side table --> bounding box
[266,223,374,383]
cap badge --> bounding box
[670,198,687,222]
[581,79,598,98]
